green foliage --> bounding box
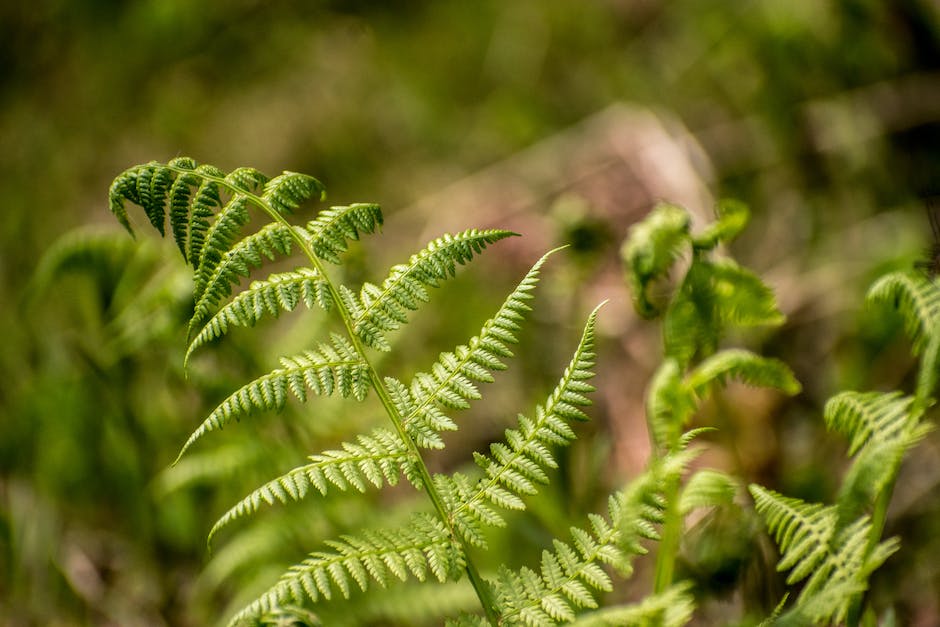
[110,158,679,626]
[108,158,940,626]
[622,199,940,624]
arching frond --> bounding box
[866,271,940,354]
[685,349,801,398]
[748,486,837,585]
[622,203,691,319]
[227,513,463,626]
[176,334,369,462]
[208,428,415,546]
[490,495,628,626]
[186,267,333,364]
[567,582,695,627]
[444,304,601,545]
[350,229,517,351]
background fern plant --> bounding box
[623,201,940,625]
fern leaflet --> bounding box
[176,333,368,461]
[228,513,463,625]
[350,229,517,351]
[208,428,415,545]
[186,267,333,364]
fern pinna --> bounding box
[109,158,659,626]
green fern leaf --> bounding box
[396,249,554,447]
[301,203,384,264]
[491,495,628,626]
[176,334,368,462]
[793,517,900,624]
[189,222,298,334]
[207,428,414,546]
[186,267,333,364]
[662,262,715,368]
[261,171,326,215]
[748,485,837,585]
[352,229,517,350]
[685,349,801,398]
[867,271,940,354]
[708,258,785,327]
[227,513,462,626]
[447,304,602,544]
[622,203,691,319]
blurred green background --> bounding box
[3,1,940,625]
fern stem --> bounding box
[174,165,502,624]
[652,474,681,594]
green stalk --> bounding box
[653,474,681,594]
[177,166,501,625]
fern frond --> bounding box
[866,271,940,354]
[398,250,556,448]
[685,349,801,398]
[208,428,414,546]
[176,334,368,462]
[351,229,517,351]
[187,267,333,364]
[662,263,715,368]
[227,513,463,626]
[748,485,837,585]
[490,495,627,626]
[622,203,691,319]
[567,582,695,627]
[445,304,601,545]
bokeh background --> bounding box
[2,1,940,625]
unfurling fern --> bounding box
[110,158,673,626]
